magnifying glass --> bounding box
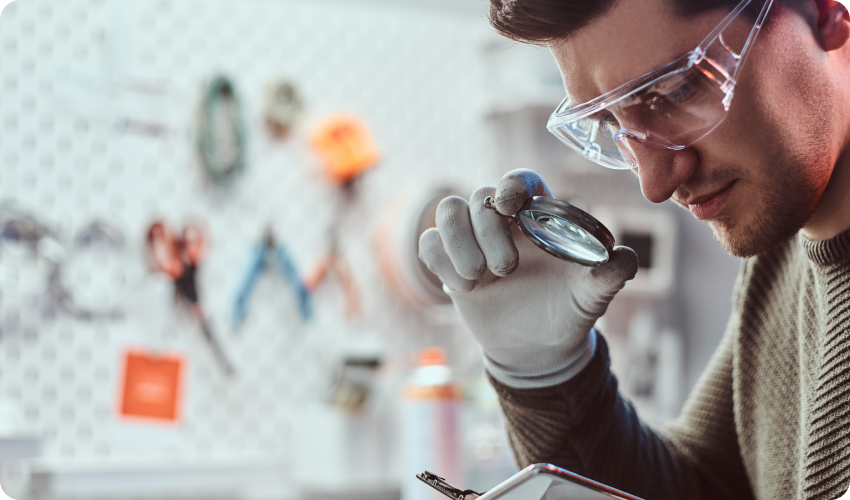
[484,196,615,267]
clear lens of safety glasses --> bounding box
[546,0,774,170]
[548,58,729,170]
[485,196,615,267]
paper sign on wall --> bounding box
[119,351,183,423]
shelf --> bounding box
[27,455,291,500]
[0,437,41,461]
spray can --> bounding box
[401,347,461,500]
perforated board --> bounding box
[0,0,497,478]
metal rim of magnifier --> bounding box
[511,196,615,267]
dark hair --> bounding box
[488,0,747,44]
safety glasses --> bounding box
[547,0,773,170]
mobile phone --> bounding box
[418,464,643,500]
[479,464,643,500]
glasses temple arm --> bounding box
[729,0,773,81]
[693,0,772,102]
[696,0,757,54]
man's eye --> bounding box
[653,73,700,105]
[629,74,701,119]
[659,82,699,105]
[599,114,621,131]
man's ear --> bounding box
[816,0,850,51]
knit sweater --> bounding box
[490,228,850,500]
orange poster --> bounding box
[119,351,183,423]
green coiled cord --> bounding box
[197,76,246,185]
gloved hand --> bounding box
[418,169,638,388]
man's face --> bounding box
[550,0,842,257]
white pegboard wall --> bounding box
[0,0,498,476]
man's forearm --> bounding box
[489,333,753,500]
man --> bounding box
[418,0,850,498]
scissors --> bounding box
[146,221,235,376]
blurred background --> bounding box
[0,0,741,498]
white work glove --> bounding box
[418,169,638,388]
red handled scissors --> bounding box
[147,221,234,376]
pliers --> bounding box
[232,232,313,327]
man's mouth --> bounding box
[682,181,737,220]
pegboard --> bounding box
[0,0,499,485]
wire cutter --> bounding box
[146,221,235,376]
[304,225,361,321]
[232,231,313,327]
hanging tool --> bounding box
[49,220,128,321]
[146,221,235,376]
[197,76,246,185]
[0,209,131,322]
[0,207,64,334]
[264,80,303,136]
[305,114,379,321]
[310,113,379,185]
[232,231,313,328]
[304,221,362,321]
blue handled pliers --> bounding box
[232,232,313,327]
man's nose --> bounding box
[630,142,699,203]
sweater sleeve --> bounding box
[489,325,755,500]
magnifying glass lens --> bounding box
[518,210,609,265]
[484,196,615,267]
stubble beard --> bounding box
[705,163,821,258]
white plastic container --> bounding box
[401,347,461,500]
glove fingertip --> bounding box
[488,250,519,277]
[611,245,640,282]
[418,228,477,293]
[590,246,639,289]
[490,262,517,278]
[459,259,487,281]
[417,228,439,261]
[494,169,551,215]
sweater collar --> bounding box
[799,227,850,266]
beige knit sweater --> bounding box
[490,229,850,500]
